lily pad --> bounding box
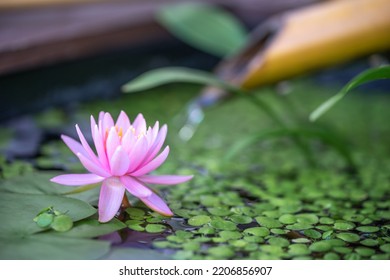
[54,218,126,238]
[255,216,282,228]
[210,219,237,230]
[188,215,211,226]
[0,192,96,236]
[336,233,360,243]
[356,226,380,233]
[0,234,110,260]
[145,224,167,233]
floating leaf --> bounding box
[210,219,237,231]
[145,224,167,233]
[334,221,355,231]
[54,218,126,238]
[0,193,95,236]
[243,227,270,237]
[51,215,73,232]
[0,234,110,260]
[255,216,282,228]
[188,215,211,226]
[336,233,360,243]
[356,226,380,233]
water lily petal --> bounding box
[144,124,167,163]
[116,110,131,131]
[102,112,115,133]
[75,124,100,165]
[92,124,109,169]
[133,113,146,134]
[61,135,89,158]
[106,127,120,160]
[131,146,169,176]
[50,173,104,186]
[120,176,152,198]
[127,136,148,172]
[77,152,110,177]
[98,178,125,223]
[110,146,130,176]
[138,174,193,185]
[139,192,173,216]
[121,128,137,154]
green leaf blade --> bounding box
[310,66,390,122]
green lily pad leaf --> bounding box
[355,247,375,257]
[207,207,232,216]
[125,208,146,217]
[288,244,310,256]
[279,214,297,224]
[342,214,365,223]
[371,254,390,260]
[319,217,334,225]
[310,66,390,121]
[286,223,313,230]
[0,234,110,260]
[0,172,65,195]
[309,241,332,252]
[219,230,242,240]
[255,216,282,228]
[229,240,248,248]
[210,219,237,231]
[145,224,167,233]
[324,252,340,260]
[229,215,253,224]
[260,245,284,255]
[296,214,319,224]
[271,228,288,235]
[35,213,54,228]
[303,229,322,239]
[356,226,380,233]
[337,233,360,243]
[53,218,126,238]
[334,222,355,231]
[333,247,353,254]
[360,239,379,247]
[183,241,201,251]
[157,3,247,57]
[0,193,96,236]
[208,245,235,258]
[243,227,270,237]
[197,225,215,235]
[128,224,145,231]
[51,215,73,232]
[188,215,211,226]
[380,244,390,253]
[199,195,221,207]
[268,237,289,247]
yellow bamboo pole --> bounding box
[222,0,390,89]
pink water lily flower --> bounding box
[51,111,193,222]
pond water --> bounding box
[0,47,389,260]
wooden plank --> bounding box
[0,0,322,75]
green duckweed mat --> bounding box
[1,78,389,260]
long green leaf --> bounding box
[157,3,247,57]
[122,67,241,94]
[310,66,390,122]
